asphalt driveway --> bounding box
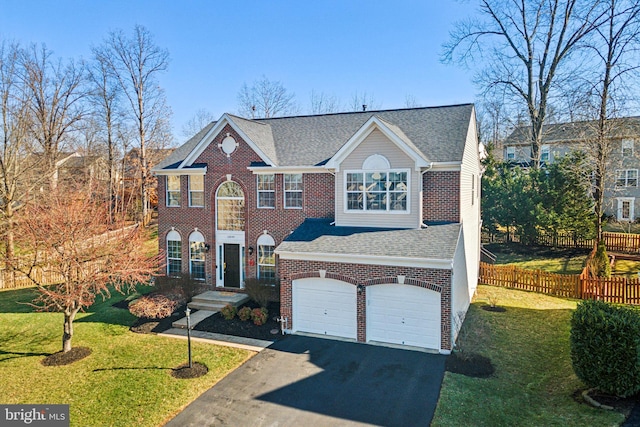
[165,335,446,426]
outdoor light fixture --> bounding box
[204,243,211,252]
[248,246,254,256]
[357,285,365,293]
[185,307,193,368]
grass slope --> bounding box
[433,285,625,427]
[0,287,253,427]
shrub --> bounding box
[129,290,186,319]
[570,299,640,397]
[220,304,237,320]
[244,278,278,307]
[238,306,252,321]
[251,307,269,326]
[590,242,611,278]
[154,274,201,301]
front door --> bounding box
[224,243,241,288]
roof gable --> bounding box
[325,116,430,171]
[180,114,275,168]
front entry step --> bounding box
[188,291,249,311]
[172,291,250,329]
[172,310,216,329]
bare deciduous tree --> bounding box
[181,108,215,138]
[19,43,86,187]
[237,76,299,118]
[97,25,172,224]
[309,90,341,114]
[349,91,381,112]
[12,186,161,353]
[443,0,605,168]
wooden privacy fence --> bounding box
[483,231,640,253]
[0,266,65,290]
[479,262,640,305]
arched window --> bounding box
[216,181,245,231]
[257,233,276,282]
[345,154,408,212]
[189,231,206,280]
[166,230,182,276]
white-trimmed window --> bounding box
[506,146,515,160]
[617,197,635,221]
[257,234,276,281]
[189,231,206,280]
[540,145,550,162]
[166,230,182,276]
[216,181,245,231]
[166,175,181,207]
[616,169,638,187]
[257,174,275,208]
[189,175,204,207]
[623,139,634,157]
[345,170,408,212]
[284,174,303,209]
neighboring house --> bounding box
[26,151,110,191]
[152,104,481,354]
[123,148,175,209]
[504,117,640,221]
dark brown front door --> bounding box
[224,243,240,288]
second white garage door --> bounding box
[367,284,441,350]
[292,278,357,340]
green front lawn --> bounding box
[433,285,625,426]
[0,287,253,427]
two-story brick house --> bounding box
[153,104,481,353]
[504,117,640,221]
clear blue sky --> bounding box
[0,0,477,140]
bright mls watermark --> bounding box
[1,405,69,426]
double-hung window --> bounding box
[166,230,182,276]
[257,174,275,208]
[166,175,181,207]
[345,170,408,212]
[506,146,515,160]
[623,139,634,157]
[189,175,204,207]
[616,169,638,187]
[284,174,303,209]
[540,145,550,162]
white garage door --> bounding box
[292,278,357,339]
[367,284,441,350]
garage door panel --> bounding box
[293,278,357,340]
[367,284,441,350]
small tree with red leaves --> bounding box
[11,187,162,353]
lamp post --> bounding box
[185,307,193,368]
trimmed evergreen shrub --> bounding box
[220,304,237,320]
[591,242,611,278]
[570,300,640,397]
[238,306,252,321]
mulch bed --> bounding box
[194,300,282,341]
[129,306,186,334]
[171,362,208,379]
[41,347,92,366]
[445,352,494,378]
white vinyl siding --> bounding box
[335,129,418,228]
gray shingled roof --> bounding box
[276,218,461,260]
[154,104,474,171]
[505,116,640,146]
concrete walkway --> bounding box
[158,328,273,352]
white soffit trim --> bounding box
[153,167,207,176]
[275,250,454,270]
[428,161,462,172]
[325,116,430,171]
[180,114,275,168]
[248,166,329,174]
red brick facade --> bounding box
[157,124,334,283]
[157,117,471,353]
[279,259,453,350]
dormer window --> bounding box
[345,155,408,212]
